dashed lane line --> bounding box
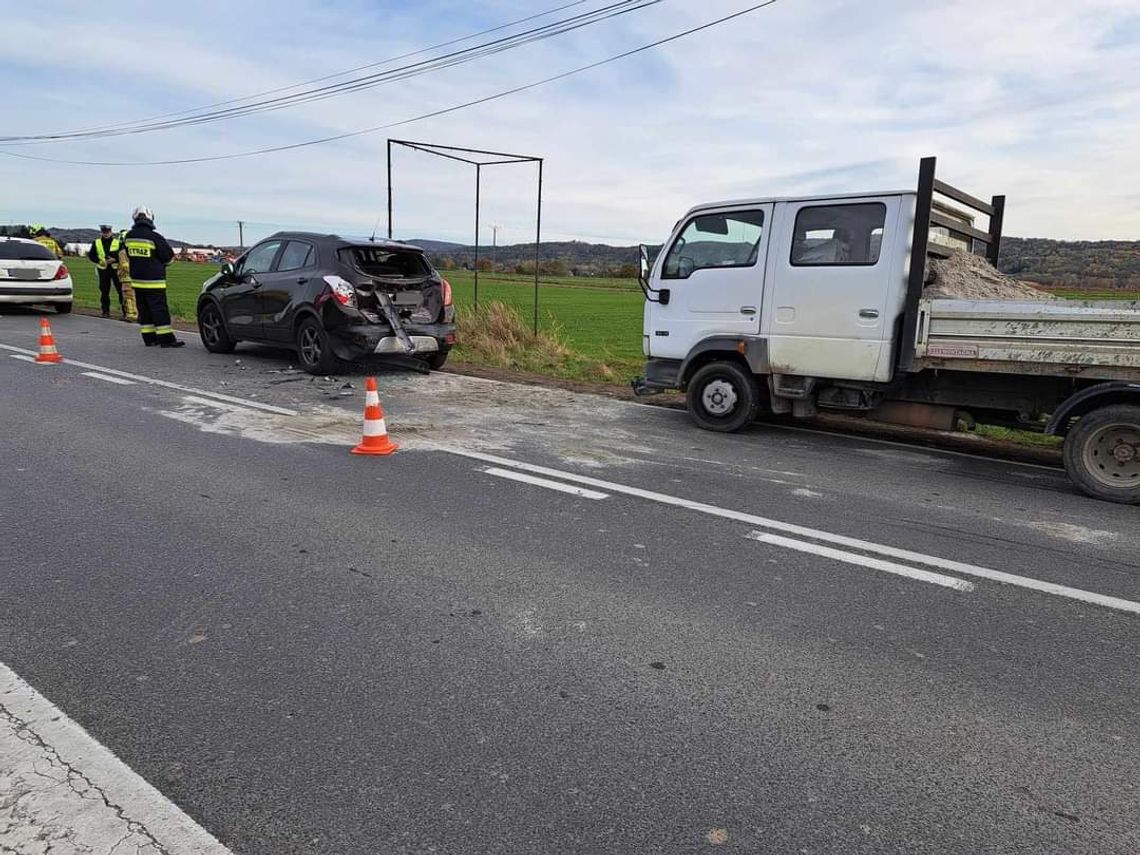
[440,447,1140,616]
[81,370,136,385]
[485,466,609,499]
[0,343,296,416]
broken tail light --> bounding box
[322,274,356,307]
[441,278,453,307]
[53,264,70,281]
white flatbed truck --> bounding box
[634,158,1140,504]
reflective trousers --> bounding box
[135,288,176,345]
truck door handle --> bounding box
[740,306,757,316]
[859,308,879,319]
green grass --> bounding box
[66,256,212,319]
[1047,289,1140,301]
[971,424,1063,448]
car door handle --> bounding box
[740,306,757,316]
[296,277,309,285]
[859,308,879,319]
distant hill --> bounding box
[411,235,1140,290]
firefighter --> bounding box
[86,225,127,319]
[116,229,138,322]
[29,224,64,258]
[122,206,183,347]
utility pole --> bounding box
[237,220,245,252]
[492,224,500,273]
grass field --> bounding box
[63,258,647,379]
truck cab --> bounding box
[635,158,1140,504]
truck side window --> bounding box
[661,210,765,280]
[790,203,886,266]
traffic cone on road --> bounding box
[351,377,398,456]
[35,317,63,364]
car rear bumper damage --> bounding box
[329,321,456,361]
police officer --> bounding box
[122,206,183,348]
[86,224,127,319]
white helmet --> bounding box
[132,205,154,222]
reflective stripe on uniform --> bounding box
[93,240,108,265]
[155,326,174,335]
[140,325,156,333]
[125,239,156,258]
[131,279,166,289]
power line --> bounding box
[53,0,589,137]
[0,0,781,167]
[2,0,659,144]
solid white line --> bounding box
[0,661,232,854]
[8,353,39,363]
[485,467,609,499]
[748,532,973,591]
[441,447,1140,616]
[0,343,296,416]
[82,370,136,385]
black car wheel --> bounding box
[55,302,72,314]
[296,316,346,375]
[198,302,236,353]
[686,361,760,432]
[425,350,449,370]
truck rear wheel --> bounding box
[1063,404,1140,504]
[687,361,760,433]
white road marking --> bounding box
[8,353,39,363]
[0,661,232,854]
[441,448,1140,616]
[485,467,609,499]
[748,532,974,592]
[82,370,136,385]
[0,343,296,416]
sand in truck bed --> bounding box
[924,250,1055,301]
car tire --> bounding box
[686,361,760,433]
[295,316,346,375]
[55,302,72,314]
[1063,404,1140,504]
[197,302,236,354]
[425,350,449,370]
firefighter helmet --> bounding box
[131,206,154,223]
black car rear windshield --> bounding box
[344,247,431,278]
[0,241,54,260]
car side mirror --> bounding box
[220,261,236,279]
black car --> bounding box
[196,232,456,374]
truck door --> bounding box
[765,197,901,382]
[646,206,771,361]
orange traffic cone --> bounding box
[35,317,63,364]
[351,377,398,456]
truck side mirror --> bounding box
[638,244,650,287]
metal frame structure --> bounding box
[897,156,1006,372]
[387,139,544,331]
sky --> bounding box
[1,0,1138,248]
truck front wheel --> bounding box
[687,361,760,433]
[1063,404,1140,504]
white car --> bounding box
[0,237,73,313]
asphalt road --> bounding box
[1,311,1137,854]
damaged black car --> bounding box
[196,232,457,374]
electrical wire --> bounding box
[2,0,659,144]
[0,0,780,167]
[55,0,589,137]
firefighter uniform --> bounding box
[123,213,182,347]
[116,229,138,322]
[30,225,64,258]
[87,228,126,318]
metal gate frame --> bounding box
[387,139,544,332]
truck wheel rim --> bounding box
[702,379,738,416]
[299,327,321,364]
[1084,423,1140,488]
